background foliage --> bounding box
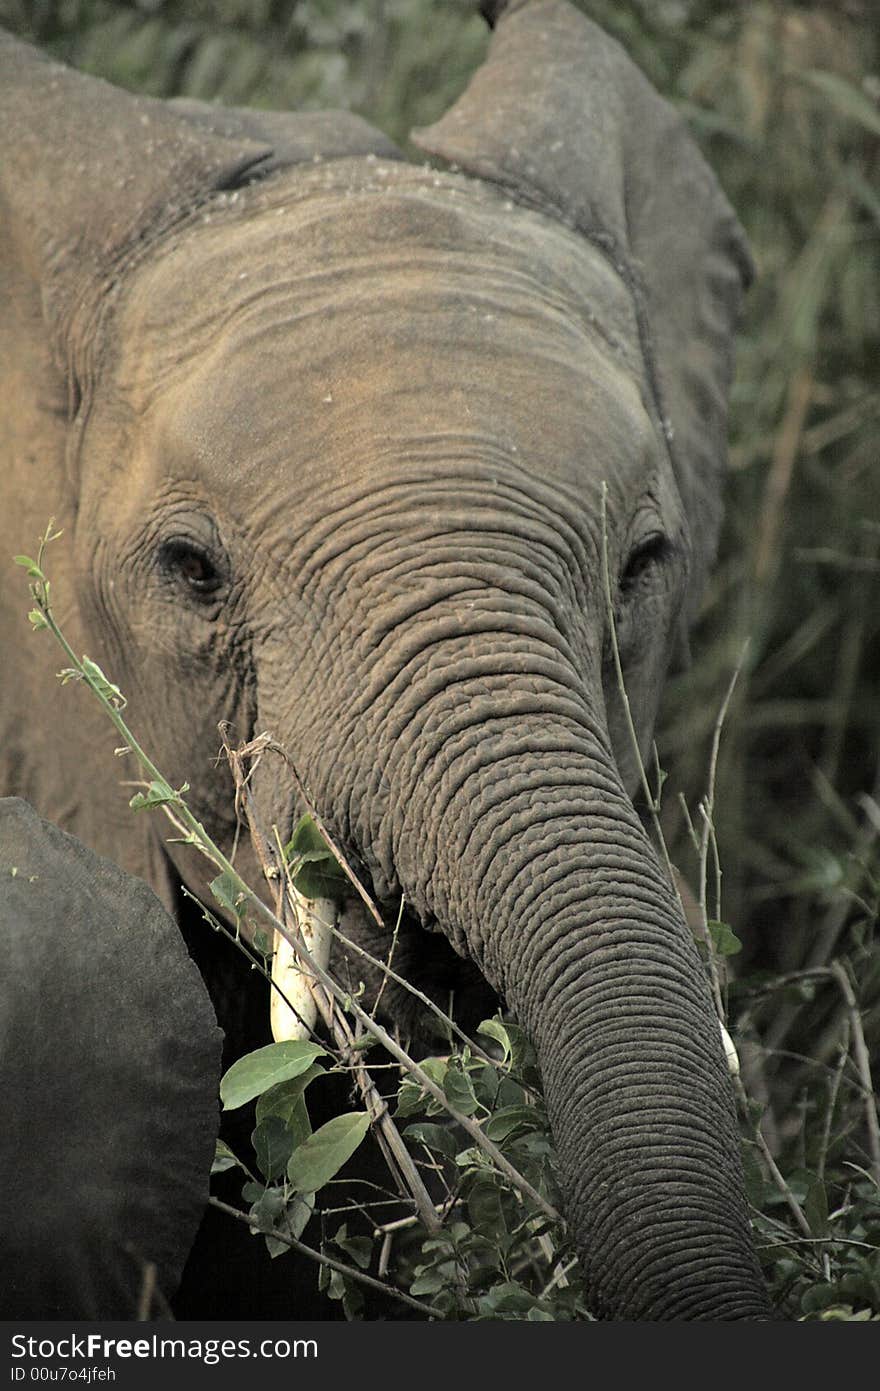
[4,0,878,1319]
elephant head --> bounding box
[0,1,769,1318]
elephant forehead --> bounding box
[117,164,647,400]
[114,167,659,500]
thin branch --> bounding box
[817,1023,850,1187]
[599,484,681,909]
[828,961,880,1186]
[207,1197,442,1318]
[735,1070,813,1241]
[697,649,748,1022]
[331,919,497,1067]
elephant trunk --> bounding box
[377,701,768,1319]
[258,644,770,1318]
[439,753,766,1315]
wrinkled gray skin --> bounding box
[0,0,771,1318]
[0,798,220,1318]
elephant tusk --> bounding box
[270,893,336,1042]
[719,1021,740,1077]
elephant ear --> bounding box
[168,98,400,175]
[0,31,399,382]
[414,0,753,617]
[0,797,222,1318]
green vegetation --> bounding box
[8,0,879,1319]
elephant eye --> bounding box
[158,538,225,598]
[619,533,671,597]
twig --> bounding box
[207,1196,442,1318]
[817,1023,850,1186]
[599,484,682,910]
[369,894,403,1022]
[734,1070,813,1241]
[331,919,497,1067]
[828,961,880,1186]
[697,649,748,1022]
[539,1256,580,1300]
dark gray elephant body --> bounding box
[0,1,770,1318]
[0,798,220,1318]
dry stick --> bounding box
[207,1196,442,1318]
[223,742,442,1235]
[828,961,880,1187]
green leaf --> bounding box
[252,1116,296,1181]
[256,1070,320,1151]
[410,1267,449,1296]
[477,1017,512,1065]
[332,1226,373,1271]
[14,554,44,580]
[287,1111,370,1193]
[220,1041,327,1111]
[81,656,127,708]
[253,928,272,956]
[284,815,328,859]
[467,1177,508,1241]
[475,1281,542,1316]
[444,1062,480,1116]
[264,1192,316,1257]
[27,608,48,631]
[484,1105,542,1144]
[284,814,347,903]
[291,857,347,903]
[129,779,179,813]
[209,869,247,920]
[255,1064,324,1127]
[481,1018,538,1079]
[404,1121,458,1160]
[211,1139,241,1175]
[395,1078,427,1118]
[707,919,743,957]
[248,1185,286,1234]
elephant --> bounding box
[0,797,220,1318]
[0,0,771,1319]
